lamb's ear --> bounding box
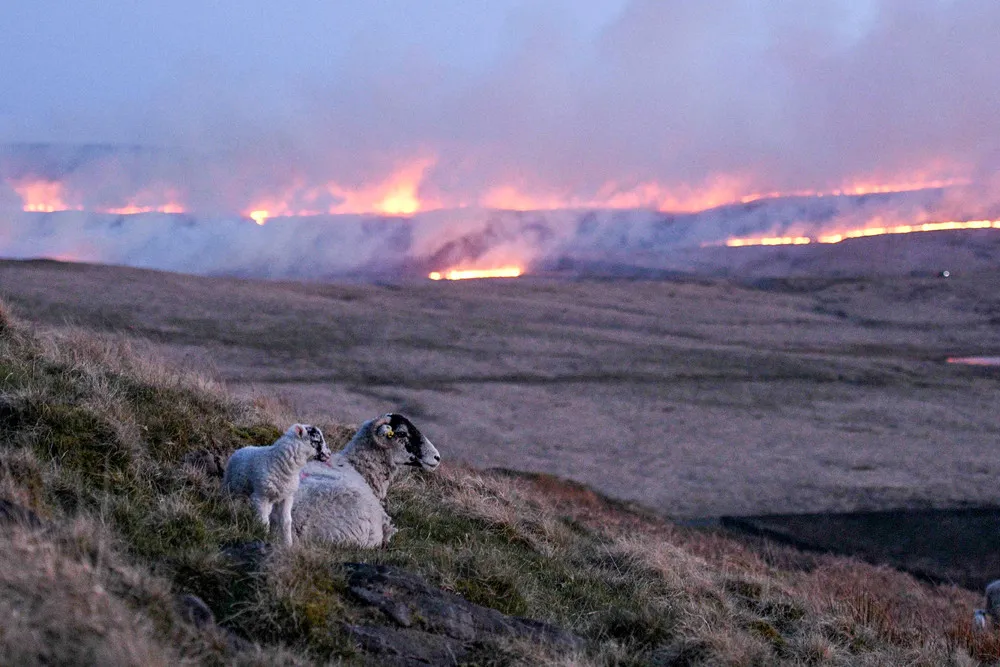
[293,424,306,437]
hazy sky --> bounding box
[2,0,999,204]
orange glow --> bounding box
[239,158,435,221]
[10,179,187,215]
[720,219,1000,248]
[479,174,967,214]
[12,180,79,212]
[249,210,270,225]
[47,252,83,263]
[98,187,188,215]
[240,194,319,224]
[738,178,966,205]
[428,266,523,281]
[725,236,812,247]
[480,186,572,211]
[947,356,1000,366]
[6,164,968,220]
[328,158,435,215]
[481,176,750,213]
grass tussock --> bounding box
[0,297,992,665]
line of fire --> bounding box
[5,171,1000,280]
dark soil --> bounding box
[722,507,1000,591]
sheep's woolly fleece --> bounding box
[293,414,440,548]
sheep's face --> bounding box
[293,424,332,462]
[374,413,440,471]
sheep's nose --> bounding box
[433,454,440,462]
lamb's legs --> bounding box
[277,496,294,546]
[252,494,273,532]
[381,511,397,548]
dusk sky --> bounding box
[3,0,999,211]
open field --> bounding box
[2,258,999,521]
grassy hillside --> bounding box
[0,298,994,665]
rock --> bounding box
[181,448,225,478]
[0,398,21,431]
[221,540,271,572]
[343,623,468,666]
[175,591,256,655]
[0,498,43,529]
[650,639,711,667]
[349,584,413,628]
[343,562,584,661]
[176,593,215,629]
[223,632,255,655]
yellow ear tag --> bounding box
[385,427,394,439]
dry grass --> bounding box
[0,523,176,666]
[385,465,992,665]
[0,296,995,665]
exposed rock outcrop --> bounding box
[343,562,583,664]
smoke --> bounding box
[0,187,976,279]
[2,1,1000,208]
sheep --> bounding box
[223,423,332,546]
[292,413,440,548]
[974,579,1000,630]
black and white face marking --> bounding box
[306,425,331,462]
[384,413,440,470]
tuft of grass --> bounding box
[456,572,529,617]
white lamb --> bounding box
[223,423,332,546]
[292,413,440,548]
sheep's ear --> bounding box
[293,424,306,437]
[376,424,395,439]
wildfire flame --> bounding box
[7,161,968,221]
[721,219,1000,248]
[428,267,523,281]
[248,210,269,225]
[240,159,435,225]
[13,180,77,213]
[9,166,995,280]
[947,356,1000,366]
[10,179,186,216]
[737,178,966,205]
[480,175,968,214]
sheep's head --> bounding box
[372,413,440,471]
[291,423,332,462]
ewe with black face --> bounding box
[292,413,440,548]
